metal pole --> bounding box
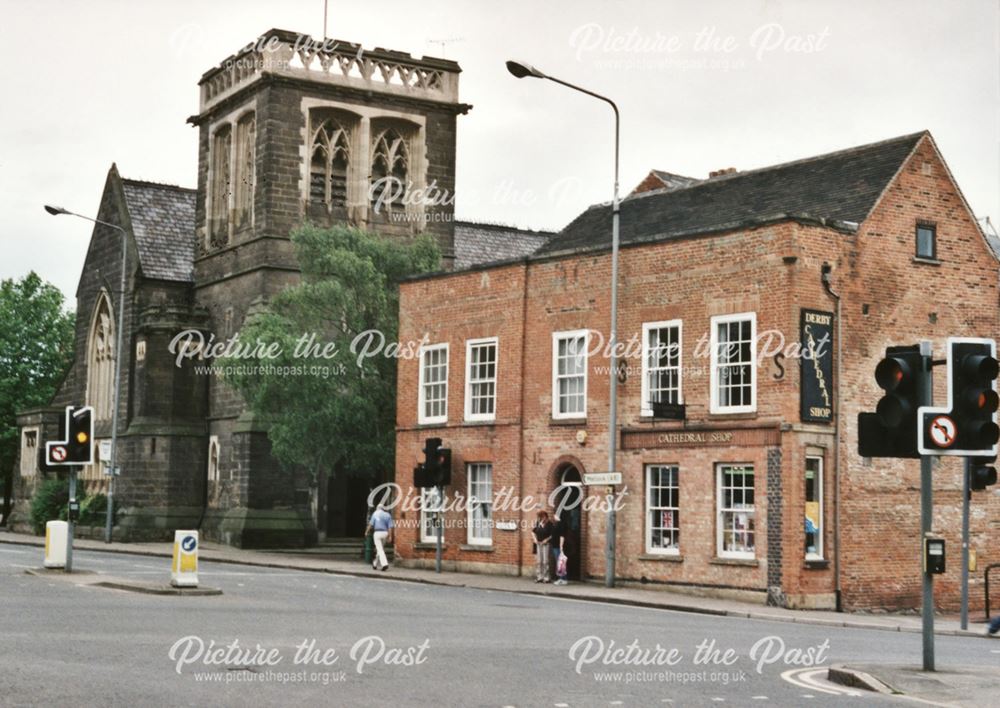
[919,340,934,671]
[519,73,621,588]
[106,223,127,543]
[66,466,77,573]
[961,456,971,630]
[605,105,620,590]
[435,486,443,573]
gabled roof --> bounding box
[536,131,926,257]
[120,179,196,282]
[453,221,553,269]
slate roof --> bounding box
[649,170,701,190]
[121,179,197,282]
[453,221,554,268]
[535,131,926,257]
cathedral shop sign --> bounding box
[621,427,780,450]
[799,309,834,423]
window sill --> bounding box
[638,553,683,563]
[415,421,448,429]
[912,256,941,266]
[459,544,494,553]
[710,556,759,567]
[462,419,497,427]
[804,559,829,570]
[707,411,758,421]
[414,542,445,550]
[549,417,587,427]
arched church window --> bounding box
[310,114,351,209]
[370,126,410,212]
[234,113,255,230]
[86,292,116,422]
[210,125,232,247]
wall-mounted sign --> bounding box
[583,472,622,486]
[800,309,834,423]
[495,520,518,531]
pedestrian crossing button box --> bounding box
[923,537,945,575]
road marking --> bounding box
[781,667,859,697]
[751,698,768,701]
[554,704,569,707]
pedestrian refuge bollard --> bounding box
[44,520,68,569]
[170,530,199,588]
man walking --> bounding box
[366,504,394,571]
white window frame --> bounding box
[466,462,493,546]
[207,435,220,482]
[551,329,590,420]
[709,312,757,414]
[464,337,498,422]
[645,464,680,555]
[805,455,824,560]
[640,320,683,417]
[419,487,441,544]
[716,463,756,559]
[418,343,449,425]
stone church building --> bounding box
[11,29,548,546]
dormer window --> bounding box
[916,222,936,260]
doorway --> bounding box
[553,465,584,581]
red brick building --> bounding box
[394,131,999,611]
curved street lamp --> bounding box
[506,60,621,589]
[45,204,127,544]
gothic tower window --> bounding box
[370,123,411,213]
[86,291,116,422]
[210,124,232,247]
[234,113,255,231]
[309,111,353,211]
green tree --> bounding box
[0,272,75,478]
[223,224,440,486]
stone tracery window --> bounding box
[210,125,232,247]
[310,111,353,210]
[234,113,255,230]
[370,124,410,212]
[87,292,116,422]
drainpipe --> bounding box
[821,262,843,612]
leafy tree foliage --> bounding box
[0,272,75,477]
[223,224,440,485]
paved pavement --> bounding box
[3,529,999,706]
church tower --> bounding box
[187,29,470,545]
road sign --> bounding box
[99,440,112,462]
[928,415,956,448]
[171,530,199,588]
[584,472,622,486]
[49,445,67,463]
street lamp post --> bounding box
[44,205,127,544]
[506,60,621,588]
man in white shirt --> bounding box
[366,504,394,571]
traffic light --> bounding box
[421,437,452,487]
[918,338,999,456]
[67,407,93,464]
[970,456,997,491]
[414,464,429,489]
[951,341,999,451]
[858,345,924,458]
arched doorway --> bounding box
[552,463,584,581]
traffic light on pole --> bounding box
[970,456,998,491]
[858,345,924,458]
[951,341,999,451]
[918,338,999,456]
[67,407,93,464]
[421,437,452,487]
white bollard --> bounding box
[44,521,68,569]
[170,530,199,588]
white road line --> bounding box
[751,697,768,701]
[779,667,841,696]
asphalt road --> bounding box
[0,545,995,707]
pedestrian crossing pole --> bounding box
[918,340,934,672]
[435,486,443,574]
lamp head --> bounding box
[505,60,546,79]
[44,205,69,216]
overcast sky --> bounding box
[2,0,997,300]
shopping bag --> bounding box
[557,552,568,577]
